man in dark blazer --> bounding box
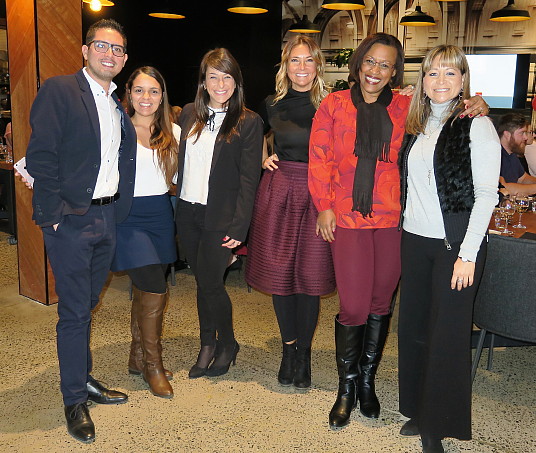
[26,19,136,444]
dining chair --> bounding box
[471,234,536,381]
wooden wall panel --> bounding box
[36,0,82,83]
[7,0,45,303]
[7,0,82,304]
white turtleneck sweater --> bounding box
[403,101,501,262]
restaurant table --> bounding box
[0,161,17,244]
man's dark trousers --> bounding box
[42,203,116,406]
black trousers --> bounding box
[176,200,235,346]
[42,204,116,406]
[398,231,486,441]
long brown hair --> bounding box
[125,66,178,186]
[406,45,471,136]
[188,48,246,143]
[273,35,327,109]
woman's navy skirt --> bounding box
[111,194,177,272]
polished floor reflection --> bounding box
[0,230,534,452]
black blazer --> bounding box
[176,103,263,242]
[26,69,137,227]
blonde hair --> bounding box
[406,45,471,136]
[273,36,327,109]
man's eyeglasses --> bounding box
[88,40,126,57]
[362,57,394,72]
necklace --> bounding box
[419,140,433,185]
[422,122,443,140]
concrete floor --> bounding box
[0,230,534,453]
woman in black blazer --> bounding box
[176,48,263,378]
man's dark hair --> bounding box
[85,19,127,50]
[497,113,528,137]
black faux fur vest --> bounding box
[399,114,475,244]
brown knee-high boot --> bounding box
[129,287,173,380]
[138,289,173,398]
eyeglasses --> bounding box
[362,57,394,72]
[88,40,126,57]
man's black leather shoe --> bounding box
[87,376,128,404]
[64,402,95,443]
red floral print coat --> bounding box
[308,89,410,229]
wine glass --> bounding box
[500,197,515,236]
[513,195,529,229]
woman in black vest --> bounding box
[398,45,500,453]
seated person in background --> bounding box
[524,129,536,177]
[497,113,536,196]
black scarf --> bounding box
[350,84,393,218]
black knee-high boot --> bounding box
[329,315,366,428]
[358,313,391,418]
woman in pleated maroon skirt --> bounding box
[246,36,336,389]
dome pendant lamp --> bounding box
[289,15,322,33]
[289,0,321,33]
[490,0,530,22]
[321,0,365,10]
[228,0,269,14]
[400,5,436,26]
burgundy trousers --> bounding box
[330,227,401,326]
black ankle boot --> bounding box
[329,316,366,429]
[421,435,444,453]
[358,313,390,419]
[400,418,420,437]
[293,345,311,388]
[278,342,296,386]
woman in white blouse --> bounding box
[112,66,179,399]
[176,48,263,378]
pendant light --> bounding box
[149,9,186,19]
[289,0,321,33]
[289,15,322,33]
[228,0,268,14]
[83,0,114,12]
[490,0,530,22]
[321,0,365,10]
[399,5,436,26]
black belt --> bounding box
[91,193,119,205]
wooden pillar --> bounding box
[6,0,82,304]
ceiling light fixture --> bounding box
[228,0,269,14]
[321,0,365,10]
[399,5,436,26]
[289,15,322,33]
[289,0,321,33]
[83,0,114,13]
[490,0,531,22]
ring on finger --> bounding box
[457,278,463,283]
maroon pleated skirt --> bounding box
[245,161,336,296]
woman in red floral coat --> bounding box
[308,33,487,430]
